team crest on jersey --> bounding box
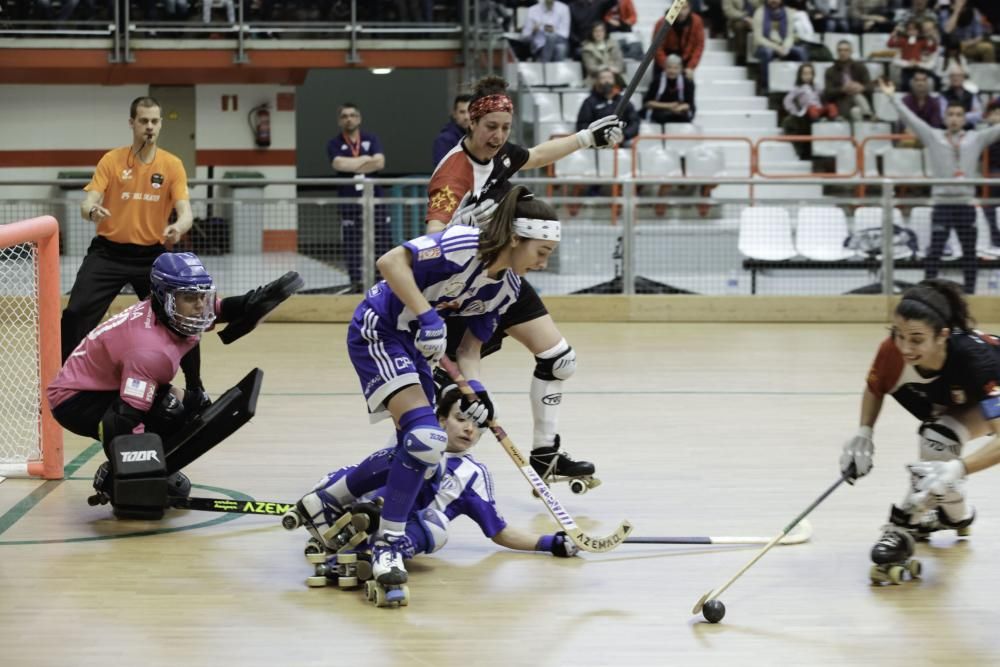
[502,156,510,168]
[151,173,164,189]
[418,247,442,261]
[951,388,967,404]
[442,280,465,298]
[429,185,459,213]
[120,168,133,181]
[460,300,486,315]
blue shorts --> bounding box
[347,303,435,422]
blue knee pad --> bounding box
[399,406,447,468]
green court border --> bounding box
[0,441,255,546]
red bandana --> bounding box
[469,94,514,122]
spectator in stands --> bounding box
[604,0,637,33]
[432,94,472,167]
[327,102,391,292]
[723,0,762,66]
[142,0,189,20]
[782,63,837,158]
[569,0,617,57]
[901,69,945,129]
[642,53,697,123]
[522,0,572,62]
[49,0,100,21]
[942,0,996,64]
[753,0,806,91]
[577,68,640,144]
[896,0,939,28]
[789,1,833,62]
[941,67,982,128]
[204,0,235,23]
[982,100,1000,252]
[889,20,939,92]
[655,2,706,79]
[824,39,874,120]
[881,77,1000,294]
[809,0,850,33]
[936,36,972,87]
[581,21,625,81]
[848,0,893,33]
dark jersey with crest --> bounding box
[425,140,531,226]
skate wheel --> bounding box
[306,575,328,588]
[569,479,587,495]
[306,553,327,565]
[281,510,302,531]
[342,530,369,552]
[588,477,602,490]
[364,580,378,602]
[338,552,357,564]
[338,576,358,588]
[888,565,904,585]
[399,584,410,607]
[869,564,887,585]
[355,560,373,582]
[384,586,406,607]
[374,584,388,607]
[908,559,922,578]
[957,526,972,538]
[303,538,324,556]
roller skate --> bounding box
[306,548,373,589]
[935,505,976,539]
[869,506,921,585]
[530,436,600,495]
[283,491,377,556]
[364,532,412,608]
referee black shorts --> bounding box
[445,278,548,358]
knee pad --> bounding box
[415,507,450,554]
[534,339,576,382]
[107,433,169,519]
[918,416,969,462]
[399,406,447,467]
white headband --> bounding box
[513,217,561,242]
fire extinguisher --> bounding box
[248,104,271,148]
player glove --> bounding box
[449,196,498,228]
[840,426,874,482]
[536,531,579,558]
[576,115,625,149]
[182,383,212,417]
[459,380,495,428]
[415,309,447,363]
[906,459,967,509]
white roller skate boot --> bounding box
[365,531,413,607]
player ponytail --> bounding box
[896,279,974,333]
[478,186,559,266]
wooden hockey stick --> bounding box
[691,473,850,615]
[613,0,689,118]
[625,520,812,546]
[171,496,294,517]
[438,357,632,553]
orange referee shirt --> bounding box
[84,146,189,246]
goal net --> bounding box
[0,216,63,479]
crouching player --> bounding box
[839,279,1000,583]
[46,251,303,519]
[288,387,578,588]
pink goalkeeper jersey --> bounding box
[47,299,198,412]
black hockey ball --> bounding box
[703,599,726,624]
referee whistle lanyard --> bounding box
[946,130,965,177]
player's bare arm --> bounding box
[164,199,194,244]
[81,189,111,223]
[454,329,483,383]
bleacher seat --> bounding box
[663,122,702,156]
[795,206,855,260]
[560,91,590,122]
[864,62,885,82]
[969,63,1000,92]
[738,207,798,261]
[597,149,631,178]
[767,62,801,93]
[812,62,832,91]
[517,62,545,88]
[639,121,664,144]
[554,150,597,178]
[861,33,893,59]
[530,92,562,123]
[853,206,907,258]
[908,206,932,256]
[625,60,653,100]
[635,145,682,178]
[545,61,582,88]
[882,148,925,177]
[536,121,573,142]
[810,120,852,158]
[685,145,725,178]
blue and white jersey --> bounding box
[362,226,521,343]
[414,451,507,538]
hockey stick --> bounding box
[613,0,689,118]
[691,472,851,615]
[171,496,295,516]
[625,519,812,546]
[438,356,632,553]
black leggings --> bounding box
[925,204,977,294]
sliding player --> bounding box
[426,75,623,491]
[839,279,1000,583]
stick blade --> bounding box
[778,518,813,545]
[691,591,711,615]
[568,519,633,553]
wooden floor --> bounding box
[3,322,1000,666]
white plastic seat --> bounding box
[684,145,725,177]
[531,92,562,123]
[596,149,631,178]
[738,207,798,261]
[560,91,590,122]
[544,61,582,88]
[968,63,1000,92]
[795,206,854,260]
[854,206,908,258]
[882,148,925,177]
[536,121,573,142]
[554,149,597,178]
[811,120,852,158]
[908,206,933,256]
[636,145,682,178]
[663,122,701,156]
[767,61,801,93]
[861,33,892,59]
[517,62,545,88]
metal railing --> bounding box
[2,175,999,297]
